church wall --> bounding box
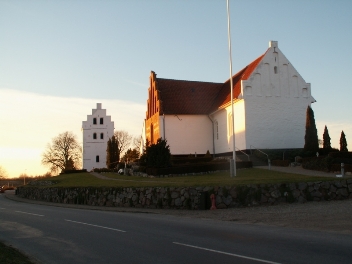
[241,41,313,149]
[164,115,213,155]
[211,100,247,154]
[82,103,114,171]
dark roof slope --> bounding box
[157,78,223,115]
[155,51,267,115]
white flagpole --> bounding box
[227,0,236,177]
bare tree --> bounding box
[132,135,142,154]
[41,131,82,174]
[0,166,8,178]
[114,130,132,158]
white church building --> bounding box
[82,103,114,171]
[143,41,316,156]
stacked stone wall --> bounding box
[17,179,352,209]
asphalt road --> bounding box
[1,193,352,264]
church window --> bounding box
[93,133,97,139]
[96,155,100,162]
[93,118,97,125]
[100,133,104,139]
[274,66,278,74]
[100,118,104,124]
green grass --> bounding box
[0,242,35,264]
[29,168,338,188]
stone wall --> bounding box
[17,178,352,209]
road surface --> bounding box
[1,193,351,264]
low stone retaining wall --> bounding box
[17,178,352,209]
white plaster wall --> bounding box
[82,103,114,171]
[163,115,213,155]
[240,41,314,149]
[211,100,246,154]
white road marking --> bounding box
[15,211,44,217]
[0,207,6,209]
[65,219,126,233]
[173,242,282,264]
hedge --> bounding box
[146,161,252,176]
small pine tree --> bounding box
[304,106,319,153]
[145,138,171,168]
[340,131,348,152]
[322,125,331,149]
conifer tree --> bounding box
[323,125,331,149]
[304,106,319,152]
[340,131,348,152]
[106,136,119,169]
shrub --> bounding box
[145,138,171,168]
[62,169,87,174]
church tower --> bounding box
[82,103,114,171]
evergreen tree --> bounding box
[322,125,331,149]
[145,138,171,167]
[340,131,348,152]
[304,106,319,152]
[106,136,119,169]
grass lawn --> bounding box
[30,168,337,188]
[0,242,34,264]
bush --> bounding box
[171,156,212,165]
[302,156,331,172]
[146,161,252,176]
[145,138,171,168]
[328,151,352,159]
[330,163,352,173]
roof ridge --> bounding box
[157,77,222,85]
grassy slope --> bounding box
[0,242,35,264]
[30,168,337,188]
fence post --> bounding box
[268,159,271,170]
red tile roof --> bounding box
[153,51,267,115]
[210,52,266,112]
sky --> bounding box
[1,0,351,177]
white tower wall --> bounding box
[82,103,114,171]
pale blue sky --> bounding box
[1,0,351,177]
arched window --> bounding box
[274,66,278,74]
[93,118,97,125]
[96,155,99,162]
[100,118,104,124]
[93,133,97,139]
[100,133,104,139]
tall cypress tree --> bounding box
[340,131,348,152]
[106,136,119,169]
[304,106,319,153]
[323,125,331,149]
